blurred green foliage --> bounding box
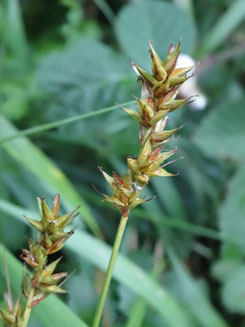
[0,0,245,326]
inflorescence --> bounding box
[100,41,195,217]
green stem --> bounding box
[92,214,129,327]
[22,288,35,327]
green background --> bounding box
[0,0,245,326]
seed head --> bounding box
[99,40,195,216]
[24,195,80,254]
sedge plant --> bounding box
[92,40,195,327]
[0,194,79,327]
[0,40,195,327]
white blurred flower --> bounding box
[176,54,207,110]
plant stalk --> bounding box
[92,214,129,327]
[22,288,35,327]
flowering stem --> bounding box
[92,214,129,327]
[22,288,35,327]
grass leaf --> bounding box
[0,114,100,236]
[0,101,135,144]
[199,0,245,55]
[168,247,230,327]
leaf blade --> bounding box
[0,114,100,236]
[0,101,135,145]
[168,247,230,327]
[200,0,245,55]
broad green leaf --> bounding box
[199,0,245,55]
[215,165,245,315]
[219,165,245,255]
[0,243,89,327]
[173,0,194,17]
[36,39,131,91]
[0,200,195,327]
[168,247,229,327]
[34,39,136,149]
[115,0,197,68]
[36,39,134,114]
[212,259,244,284]
[0,114,100,236]
[221,265,245,314]
[193,99,245,161]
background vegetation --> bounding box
[0,0,245,326]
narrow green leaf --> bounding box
[125,260,164,327]
[152,178,187,220]
[3,0,28,62]
[0,101,135,144]
[0,201,195,327]
[0,243,89,327]
[125,298,146,327]
[168,247,230,327]
[200,0,245,55]
[92,0,115,24]
[0,114,100,236]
